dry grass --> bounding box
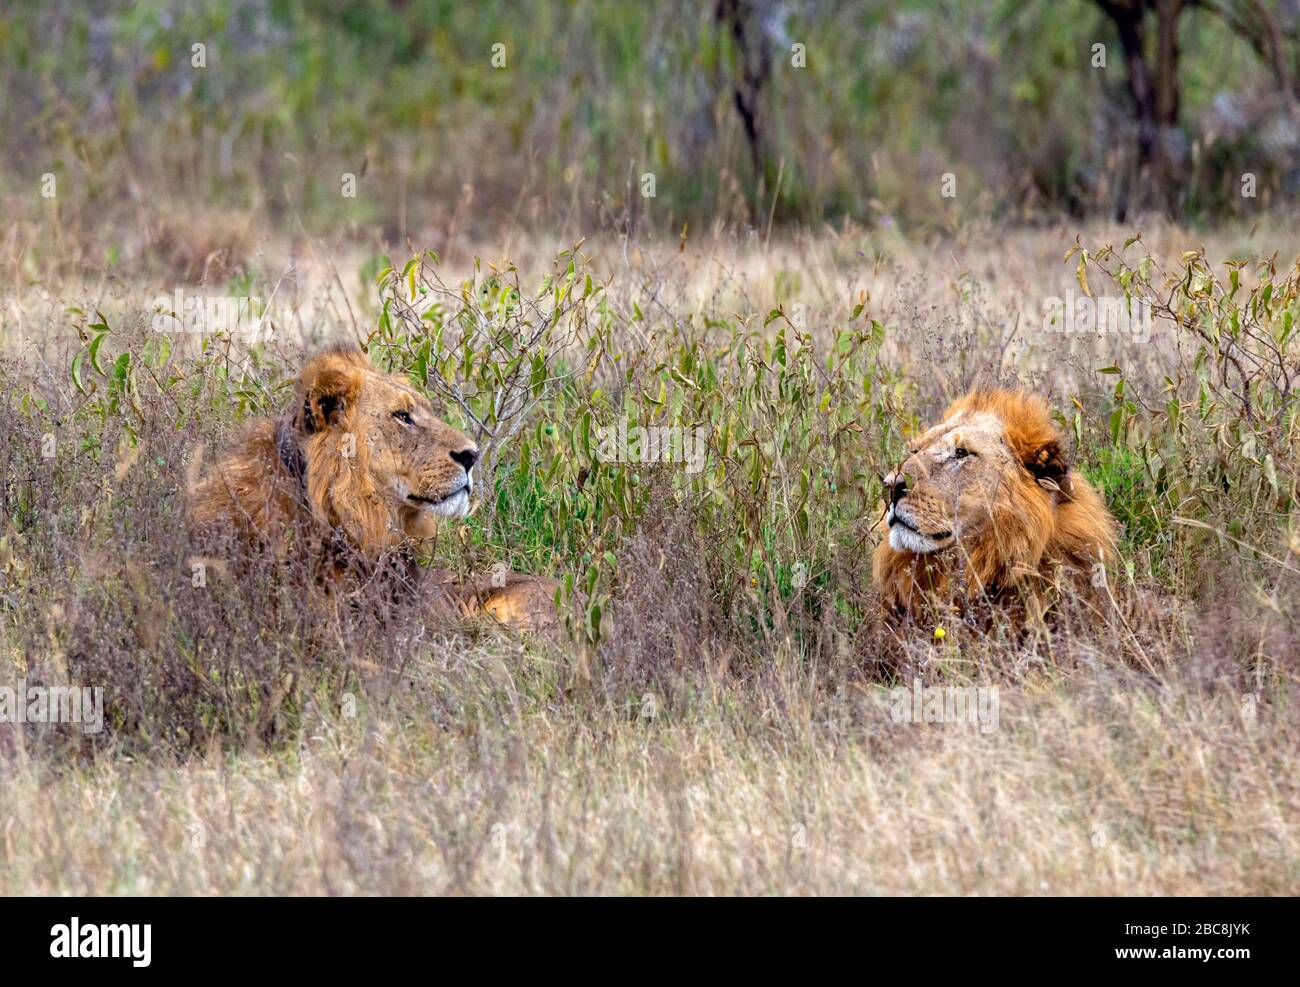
[1,220,1297,895]
[3,664,1295,895]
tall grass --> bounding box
[0,225,1296,893]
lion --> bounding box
[187,345,558,633]
[872,389,1118,623]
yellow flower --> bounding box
[933,626,946,641]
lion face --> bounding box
[294,347,478,549]
[883,408,1022,554]
[873,390,1118,617]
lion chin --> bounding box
[405,486,471,520]
[872,389,1119,622]
[884,506,951,555]
[187,345,558,635]
[427,489,471,518]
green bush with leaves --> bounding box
[1073,240,1299,593]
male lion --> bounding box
[872,389,1118,622]
[188,345,558,632]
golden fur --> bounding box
[188,346,557,632]
[872,390,1118,620]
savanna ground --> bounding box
[1,217,1297,895]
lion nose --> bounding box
[450,446,478,472]
[888,472,908,506]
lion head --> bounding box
[189,346,560,633]
[291,346,478,550]
[190,346,478,558]
[872,390,1118,617]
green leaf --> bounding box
[88,331,109,376]
[71,350,87,395]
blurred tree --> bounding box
[1199,0,1299,97]
[2,0,1293,236]
[1093,0,1300,217]
[1093,0,1192,217]
[715,0,776,216]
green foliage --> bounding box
[1,0,1290,237]
[1075,239,1300,586]
[359,245,907,646]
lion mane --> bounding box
[187,346,557,632]
[872,389,1118,620]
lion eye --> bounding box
[392,410,414,426]
[953,447,971,459]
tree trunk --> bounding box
[715,0,774,216]
[1098,0,1188,217]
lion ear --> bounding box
[1025,438,1074,496]
[299,355,363,433]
